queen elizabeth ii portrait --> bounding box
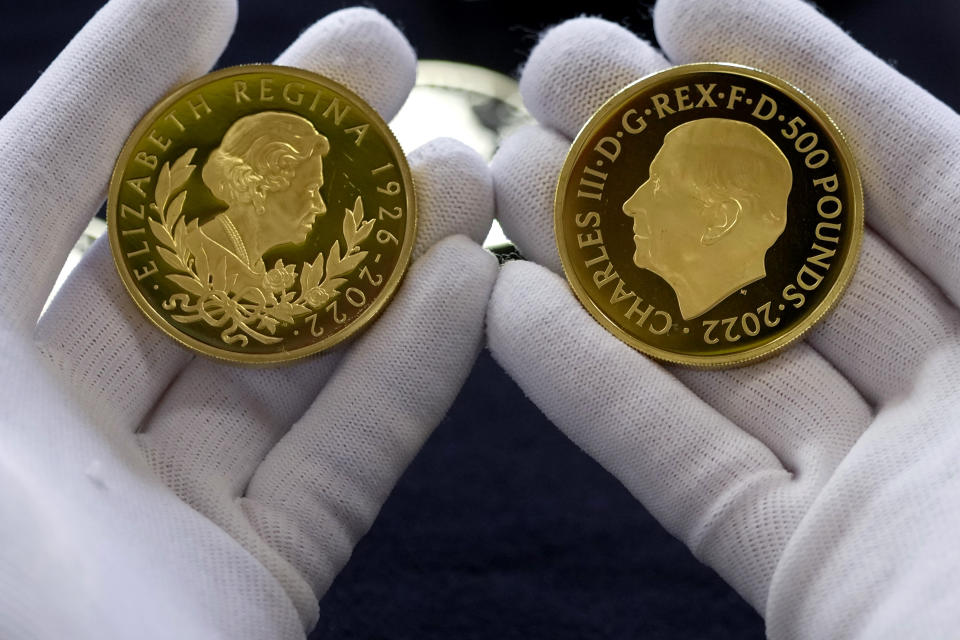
[622,118,793,320]
[183,110,330,295]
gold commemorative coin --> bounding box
[555,63,863,367]
[108,65,415,363]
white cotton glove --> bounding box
[488,1,960,638]
[0,1,497,638]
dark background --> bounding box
[4,1,959,638]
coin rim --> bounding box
[107,64,417,364]
[554,62,864,368]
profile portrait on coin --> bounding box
[184,110,331,294]
[622,118,792,320]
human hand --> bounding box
[489,0,960,636]
[0,1,495,637]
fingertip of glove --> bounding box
[490,125,568,273]
[651,0,692,59]
[314,6,412,57]
[276,7,415,121]
[412,136,487,164]
[419,235,499,290]
[96,0,238,78]
[409,138,495,259]
[174,0,238,46]
[411,137,493,213]
[520,17,633,97]
[520,17,666,137]
[132,0,238,32]
[491,124,563,169]
[653,0,836,66]
[192,0,239,28]
[653,0,752,62]
[490,124,568,182]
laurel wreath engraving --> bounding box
[150,148,374,347]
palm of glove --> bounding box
[489,0,960,636]
[0,1,495,637]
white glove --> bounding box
[0,1,496,638]
[489,0,960,637]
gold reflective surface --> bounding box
[108,65,416,363]
[555,63,863,367]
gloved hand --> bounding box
[0,1,496,638]
[489,0,960,637]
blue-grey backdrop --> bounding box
[3,2,956,637]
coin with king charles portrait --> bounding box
[108,65,415,363]
[555,63,863,367]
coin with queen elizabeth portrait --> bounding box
[108,65,416,363]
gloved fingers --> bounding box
[490,124,568,273]
[674,345,871,488]
[804,230,960,405]
[408,138,494,260]
[520,17,671,140]
[35,236,194,433]
[671,344,872,610]
[654,0,960,309]
[487,259,805,610]
[764,344,960,637]
[136,348,345,527]
[0,0,237,332]
[240,236,497,600]
[274,7,416,122]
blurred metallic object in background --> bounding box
[393,60,530,161]
[392,60,531,249]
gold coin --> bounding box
[555,63,863,367]
[108,65,416,363]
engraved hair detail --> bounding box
[668,119,792,240]
[202,111,330,212]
